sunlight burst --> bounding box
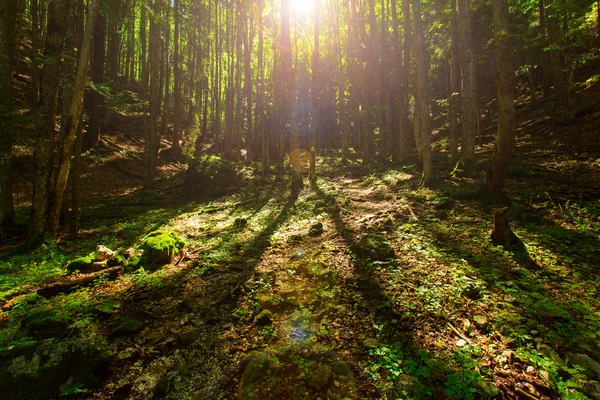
[291,0,314,16]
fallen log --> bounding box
[37,265,124,299]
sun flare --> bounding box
[291,0,314,16]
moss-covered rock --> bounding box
[66,254,94,274]
[21,308,71,340]
[352,234,395,261]
[255,310,274,326]
[238,351,279,399]
[139,230,185,269]
[307,363,333,391]
[109,319,144,339]
[232,307,250,323]
[183,155,240,198]
[0,338,111,400]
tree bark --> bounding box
[487,0,516,202]
[48,0,103,235]
[82,10,106,151]
[449,0,461,167]
[457,0,477,173]
[491,208,516,248]
[145,0,160,188]
[309,0,319,182]
[29,0,70,242]
[412,0,434,185]
[0,0,17,231]
[172,0,182,155]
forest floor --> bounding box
[2,82,600,400]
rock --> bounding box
[333,361,351,377]
[566,353,600,379]
[0,338,111,400]
[362,338,379,349]
[232,307,249,323]
[456,339,467,347]
[95,245,116,261]
[258,294,284,313]
[352,235,395,262]
[145,331,166,346]
[255,310,274,326]
[183,155,240,198]
[309,222,324,237]
[431,197,455,210]
[396,374,419,397]
[582,380,600,400]
[464,281,483,300]
[546,330,567,347]
[154,375,170,399]
[95,301,121,316]
[473,315,489,329]
[109,319,144,339]
[238,352,278,399]
[178,331,201,347]
[307,363,332,391]
[537,344,566,368]
[117,347,140,360]
[21,309,71,340]
[234,218,247,229]
[66,254,94,274]
[530,330,539,336]
[139,230,185,269]
[578,338,600,361]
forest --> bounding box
[0,0,600,398]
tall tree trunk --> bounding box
[244,2,253,164]
[487,0,516,202]
[412,0,433,184]
[457,0,477,173]
[258,0,268,173]
[399,0,411,159]
[48,0,102,235]
[282,0,303,198]
[309,0,319,182]
[172,0,182,155]
[161,0,171,140]
[545,0,568,106]
[0,0,17,231]
[29,0,70,242]
[539,0,552,98]
[82,10,106,151]
[145,0,160,188]
[30,0,41,106]
[379,0,389,162]
[449,0,461,167]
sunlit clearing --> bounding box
[291,0,314,16]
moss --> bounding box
[352,234,395,262]
[22,308,72,339]
[139,230,185,268]
[183,155,240,198]
[238,351,279,399]
[232,307,250,323]
[255,310,274,326]
[66,254,94,274]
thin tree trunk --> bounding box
[309,0,319,182]
[449,0,461,167]
[539,0,552,98]
[399,0,411,160]
[487,0,516,202]
[458,0,477,173]
[82,10,106,151]
[48,0,102,235]
[30,0,41,106]
[0,0,17,231]
[29,0,70,242]
[172,0,182,155]
[412,0,433,184]
[145,0,160,188]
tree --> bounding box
[48,0,103,235]
[458,0,478,173]
[29,0,71,242]
[412,0,434,184]
[487,0,516,202]
[309,0,319,182]
[282,0,303,198]
[0,0,17,231]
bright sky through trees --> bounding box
[291,0,314,16]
